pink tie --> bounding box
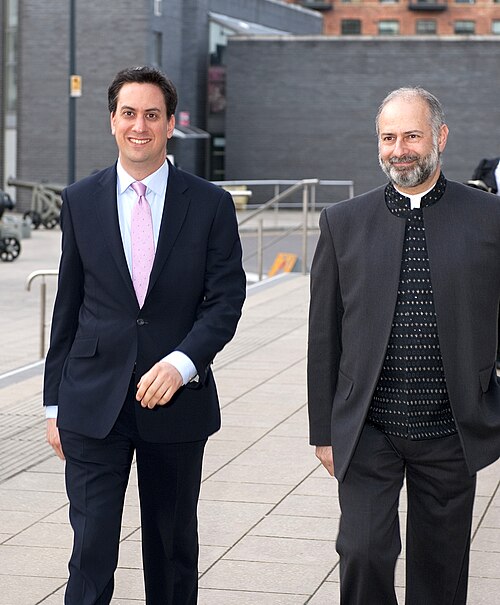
[130,181,154,307]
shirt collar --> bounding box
[385,172,447,218]
[116,160,169,196]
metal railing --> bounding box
[218,178,354,280]
[236,179,318,280]
[214,178,354,211]
[24,177,354,357]
[26,270,59,358]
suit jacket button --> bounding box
[137,318,145,326]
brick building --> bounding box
[287,0,500,36]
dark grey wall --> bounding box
[13,0,321,210]
[225,36,500,202]
[17,0,148,194]
[166,0,322,176]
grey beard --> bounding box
[379,147,440,189]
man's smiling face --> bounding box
[110,82,175,180]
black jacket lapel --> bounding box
[147,165,191,297]
[94,165,138,305]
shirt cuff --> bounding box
[45,405,58,419]
[161,351,198,385]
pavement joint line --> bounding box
[471,479,500,542]
[304,559,341,605]
[219,356,306,412]
[0,359,44,382]
[202,398,308,485]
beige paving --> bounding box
[0,225,498,604]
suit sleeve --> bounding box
[43,192,84,405]
[175,190,246,383]
[307,209,343,446]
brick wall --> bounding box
[285,0,500,36]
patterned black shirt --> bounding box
[367,173,457,440]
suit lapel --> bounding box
[147,165,191,297]
[94,165,138,305]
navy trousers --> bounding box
[337,423,476,605]
[60,377,206,605]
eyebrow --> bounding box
[120,105,162,113]
[380,129,424,137]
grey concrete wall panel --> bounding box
[225,37,500,201]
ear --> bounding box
[166,114,175,140]
[110,113,116,136]
[438,123,449,153]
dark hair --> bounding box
[107,66,178,117]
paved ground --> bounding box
[0,221,498,604]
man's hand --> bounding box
[136,361,183,409]
[315,445,334,477]
[46,418,65,460]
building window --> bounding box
[454,20,475,34]
[153,0,162,17]
[493,20,500,34]
[380,0,399,3]
[455,0,475,3]
[341,19,362,34]
[416,19,437,34]
[378,20,400,35]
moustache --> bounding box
[389,155,419,164]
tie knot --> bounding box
[131,181,147,197]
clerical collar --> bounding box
[385,172,446,218]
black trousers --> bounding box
[337,423,476,605]
[60,378,206,605]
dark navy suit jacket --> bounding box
[44,162,246,443]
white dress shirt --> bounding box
[45,160,196,419]
[395,183,434,209]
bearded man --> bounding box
[308,87,500,604]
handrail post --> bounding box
[40,279,47,358]
[26,269,59,359]
[257,218,264,281]
[302,182,309,276]
[310,181,316,227]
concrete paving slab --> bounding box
[199,559,326,595]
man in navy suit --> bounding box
[44,66,246,604]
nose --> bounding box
[393,137,407,157]
[133,115,146,132]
